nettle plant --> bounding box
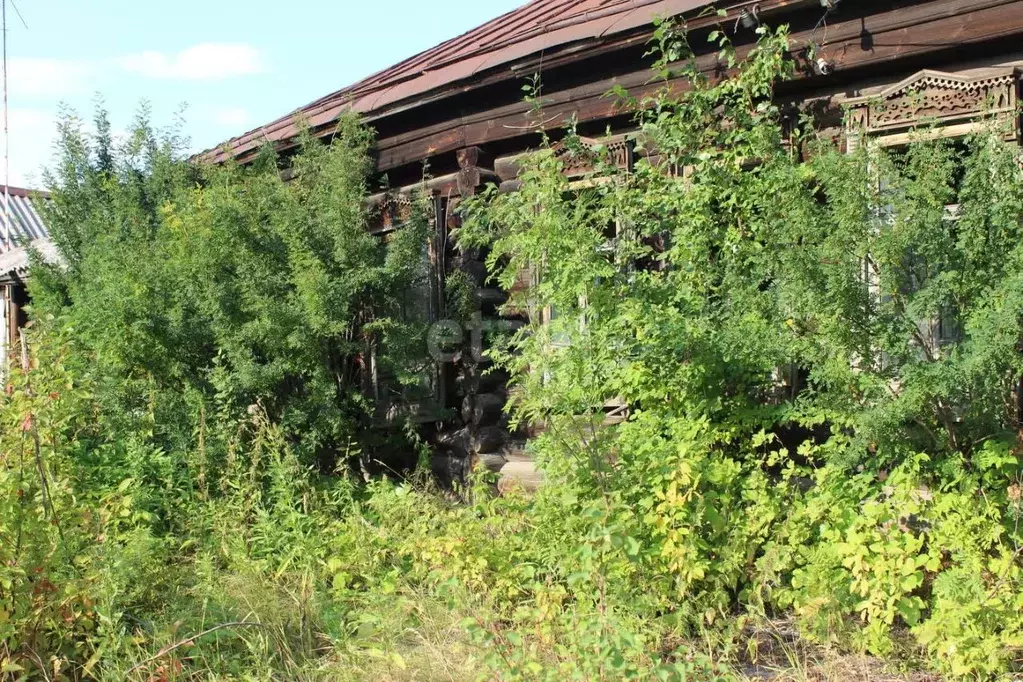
[463,22,1023,677]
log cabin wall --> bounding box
[208,0,1023,489]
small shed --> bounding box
[0,186,56,363]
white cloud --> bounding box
[117,43,264,81]
[5,110,133,189]
[6,108,58,188]
[213,107,251,127]
[8,57,91,97]
[9,108,56,132]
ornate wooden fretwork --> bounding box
[373,192,415,234]
[551,136,634,178]
[845,68,1021,145]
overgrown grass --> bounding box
[0,346,951,681]
[0,329,996,681]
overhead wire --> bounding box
[808,2,836,60]
[9,0,25,30]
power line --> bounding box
[9,0,26,30]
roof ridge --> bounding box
[336,0,580,101]
[1,185,50,199]
[289,0,649,116]
[301,1,547,114]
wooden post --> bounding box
[456,146,493,198]
[0,283,8,372]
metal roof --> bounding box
[205,0,716,164]
[1,186,49,254]
[0,186,53,283]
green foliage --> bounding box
[462,22,1023,679]
[0,324,735,680]
[37,107,433,466]
[0,321,178,679]
[6,17,1023,682]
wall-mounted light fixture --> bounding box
[739,5,760,30]
[807,42,833,75]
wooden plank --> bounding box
[364,170,501,213]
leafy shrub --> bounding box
[461,22,1023,679]
[37,109,433,469]
[5,17,1023,682]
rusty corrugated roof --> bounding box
[205,0,715,164]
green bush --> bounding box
[4,18,1023,682]
[461,22,1023,679]
[37,109,433,468]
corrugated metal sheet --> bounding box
[0,186,52,282]
[0,239,58,284]
[0,186,49,254]
[204,0,717,164]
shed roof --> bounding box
[0,186,54,283]
[1,186,49,254]
[205,0,716,163]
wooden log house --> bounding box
[206,0,1023,489]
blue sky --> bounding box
[5,0,523,187]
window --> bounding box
[844,68,1019,153]
[844,69,1020,362]
[369,193,447,421]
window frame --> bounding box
[367,192,449,422]
[843,68,1022,362]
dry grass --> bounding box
[112,577,954,682]
[326,610,950,682]
[321,589,481,682]
[740,656,941,682]
[737,621,943,682]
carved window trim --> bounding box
[844,68,1021,151]
[552,135,635,185]
[842,69,1018,360]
